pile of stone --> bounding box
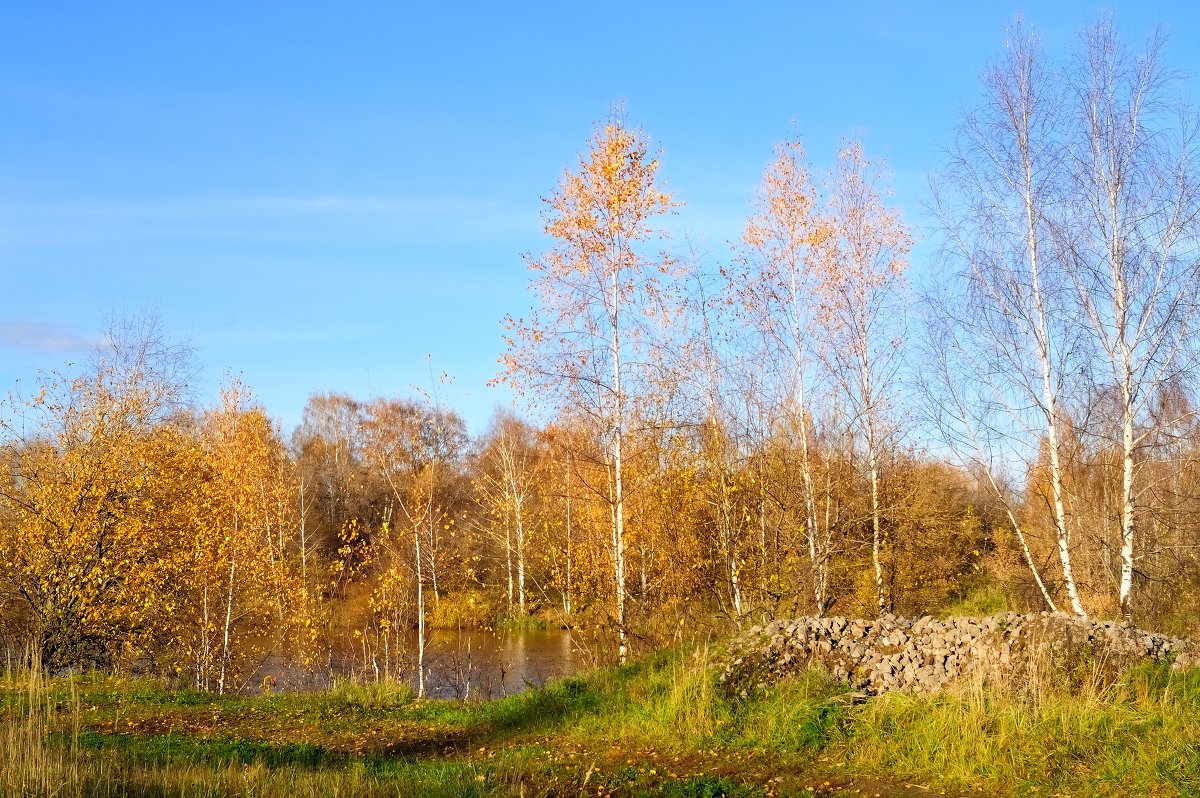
[719,612,1200,698]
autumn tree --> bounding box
[928,19,1088,616]
[0,316,201,669]
[292,393,373,555]
[1057,18,1200,618]
[882,455,989,615]
[498,113,675,662]
[473,409,542,617]
[189,380,305,693]
[359,397,467,693]
[685,267,752,618]
[735,138,835,614]
[536,419,612,620]
[817,141,911,615]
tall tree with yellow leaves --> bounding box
[194,380,301,693]
[498,112,675,662]
[359,397,466,694]
[737,138,834,614]
[816,142,911,615]
[474,409,542,617]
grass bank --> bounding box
[2,646,1198,796]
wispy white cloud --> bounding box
[0,321,93,353]
[0,195,504,220]
[0,194,537,245]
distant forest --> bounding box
[4,17,1200,690]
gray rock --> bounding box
[720,612,1199,698]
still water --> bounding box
[250,629,584,699]
[411,628,583,699]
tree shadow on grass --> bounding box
[389,676,603,756]
[69,675,607,768]
[73,730,349,769]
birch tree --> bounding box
[929,20,1089,616]
[736,139,834,614]
[817,141,911,615]
[686,265,751,619]
[498,113,675,663]
[197,381,300,693]
[1058,19,1200,618]
[359,398,465,694]
[474,410,541,617]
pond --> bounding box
[410,628,584,699]
[249,628,586,699]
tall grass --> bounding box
[3,640,1198,796]
[831,661,1200,795]
[321,676,415,711]
[568,646,727,745]
[1,651,84,796]
[0,656,512,796]
[556,643,1200,795]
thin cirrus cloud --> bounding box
[0,321,94,353]
[0,195,534,244]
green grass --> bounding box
[320,676,416,712]
[833,663,1200,796]
[495,612,553,632]
[3,646,1200,797]
[73,730,347,769]
[939,579,1010,617]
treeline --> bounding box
[0,323,995,687]
[3,15,1200,687]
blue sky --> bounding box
[2,1,1197,435]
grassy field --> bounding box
[2,646,1199,797]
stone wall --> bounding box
[720,612,1199,698]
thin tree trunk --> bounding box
[1022,132,1086,618]
[564,456,573,616]
[868,435,885,615]
[505,515,514,612]
[219,518,237,695]
[427,526,439,604]
[1119,379,1136,618]
[610,268,628,664]
[414,520,426,698]
[801,417,824,615]
[200,584,210,691]
[716,466,743,617]
[511,474,526,616]
[298,478,308,581]
[729,553,743,617]
[984,469,1060,613]
[1036,304,1085,617]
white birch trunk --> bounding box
[414,520,425,698]
[1119,399,1136,617]
[1020,106,1086,618]
[218,517,237,695]
[789,273,824,615]
[868,440,885,615]
[564,457,573,616]
[504,515,514,612]
[610,267,628,664]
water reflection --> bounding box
[418,628,581,699]
[250,628,582,699]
